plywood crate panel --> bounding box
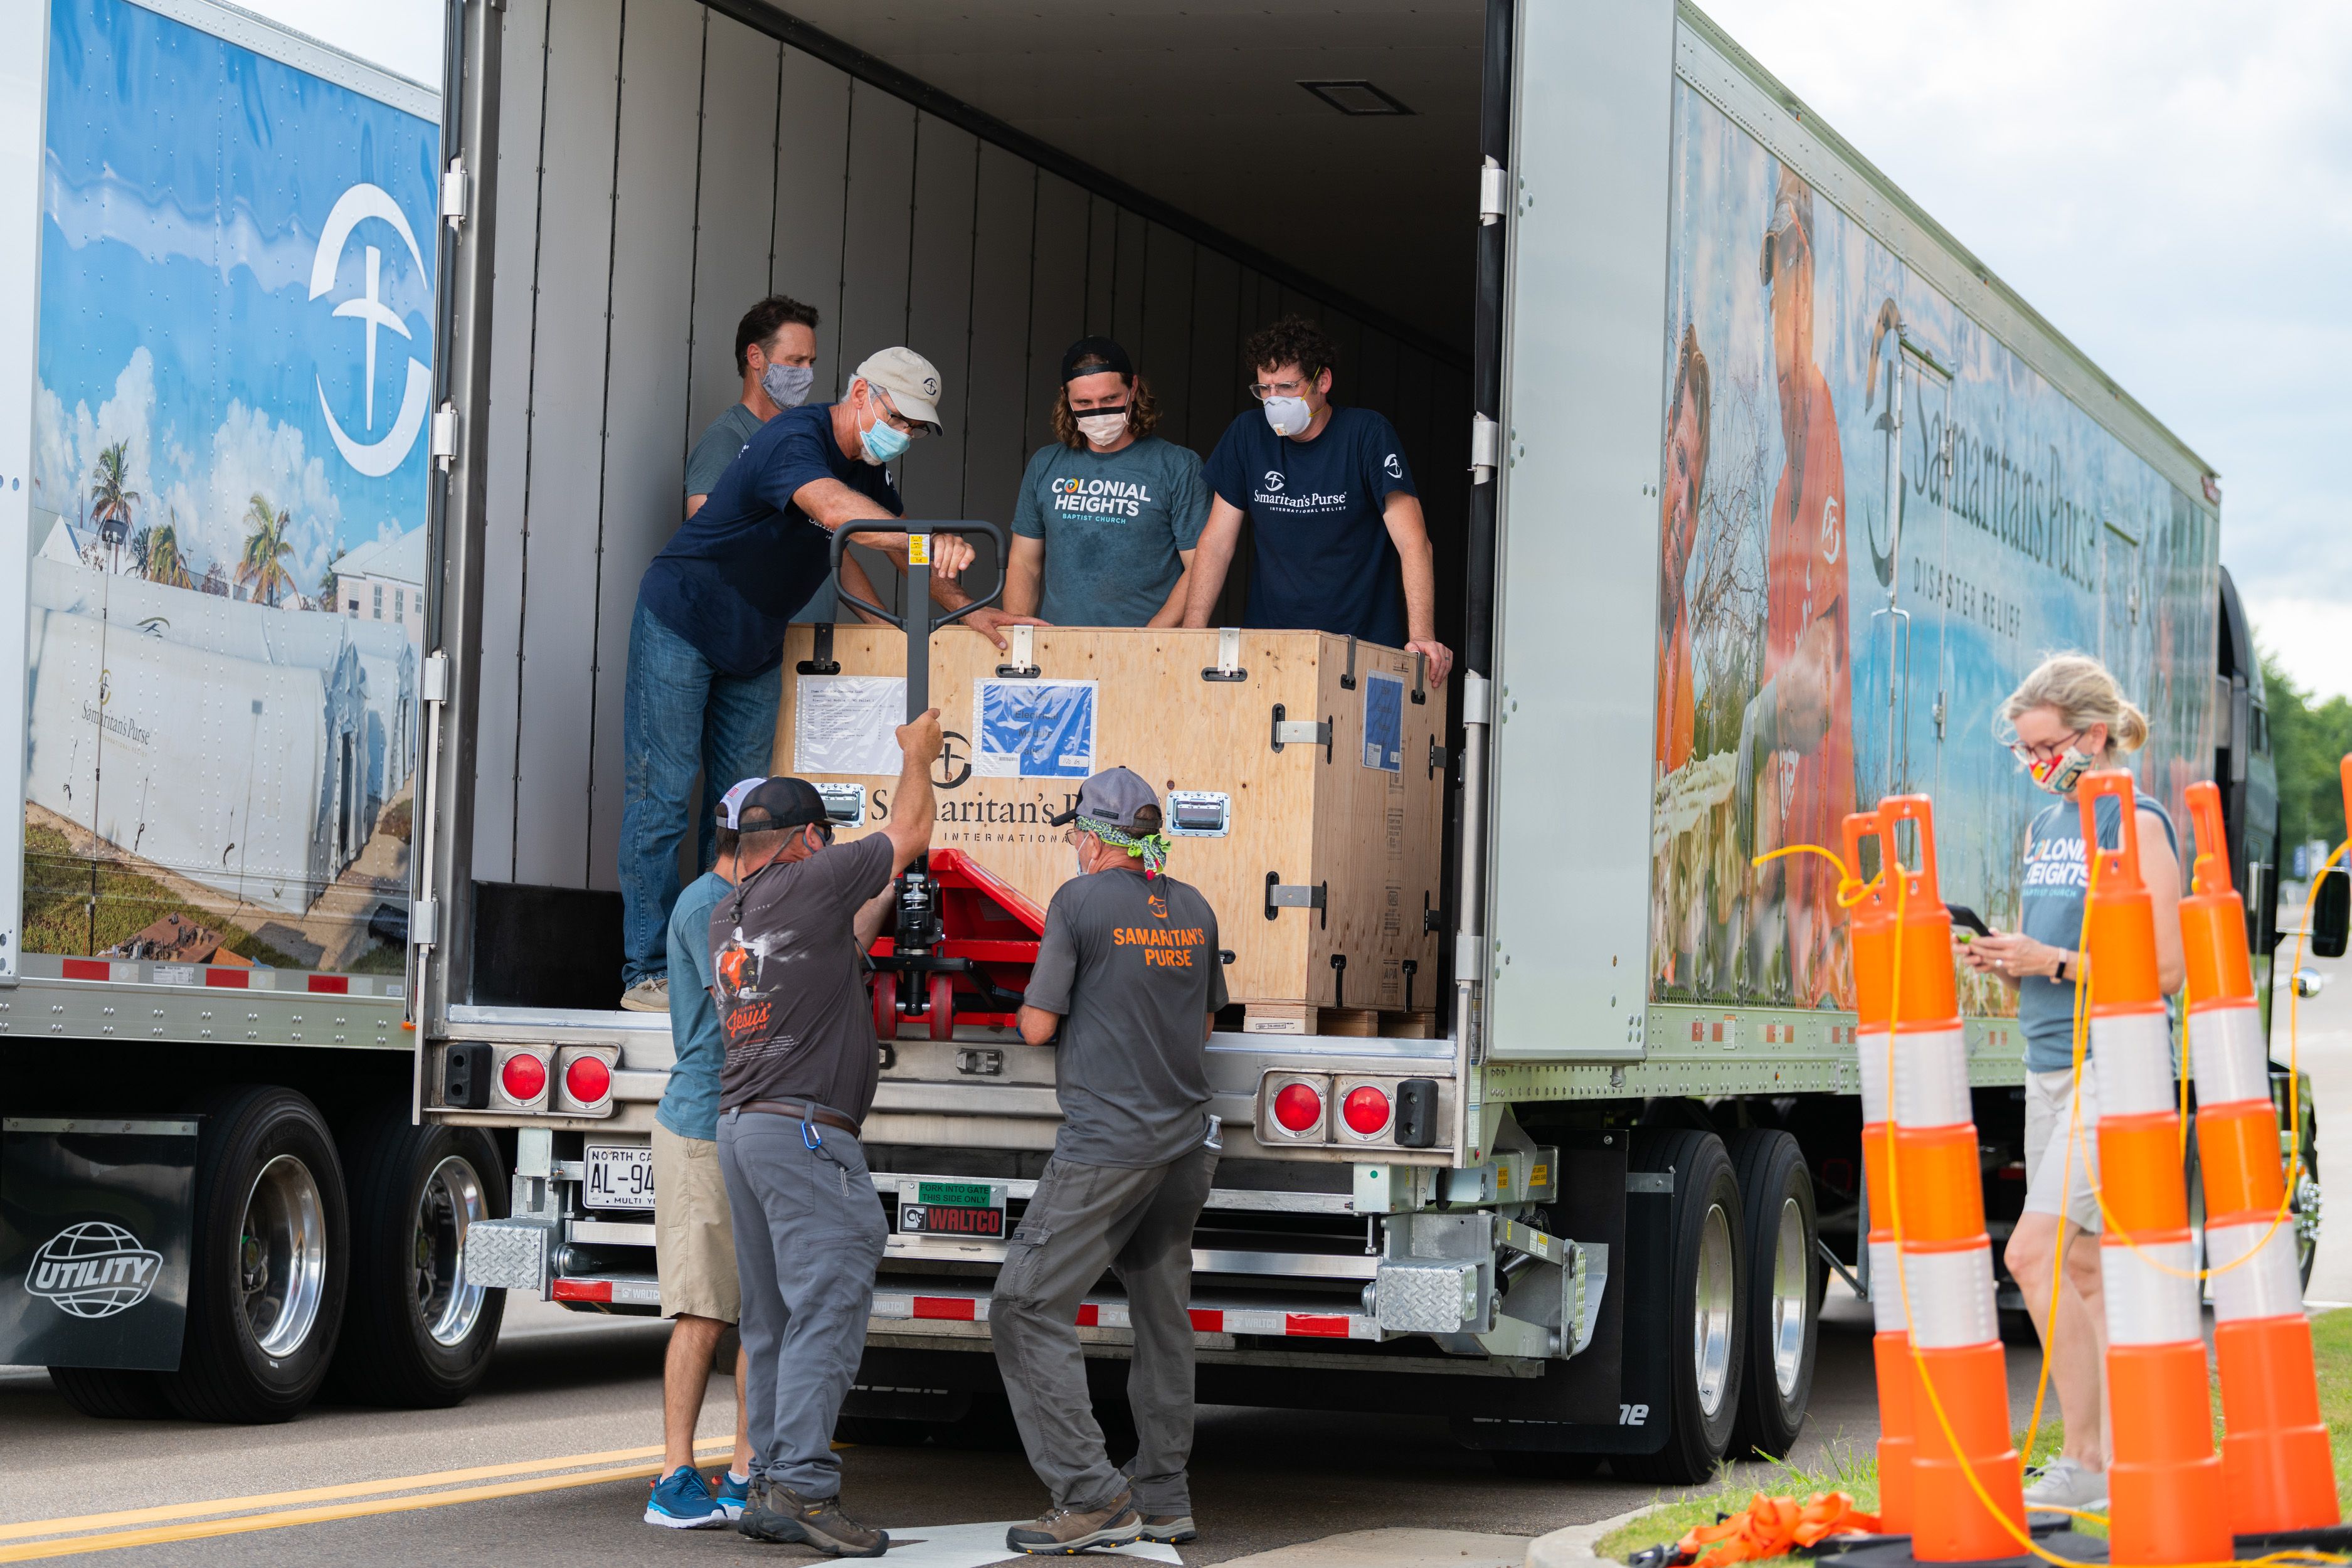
[771,626,1448,1012]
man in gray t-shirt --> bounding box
[990,767,1225,1557]
[1007,336,1210,628]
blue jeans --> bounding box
[618,600,781,987]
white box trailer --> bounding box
[3,0,2308,1473]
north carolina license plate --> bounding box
[585,1145,655,1210]
[898,1180,1005,1237]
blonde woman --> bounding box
[1964,652,2185,1513]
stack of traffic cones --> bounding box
[2074,771,2230,1565]
[1843,808,1911,1536]
[1877,796,2026,1562]
[2181,778,2336,1534]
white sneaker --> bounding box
[620,977,670,1012]
[2022,1457,2108,1511]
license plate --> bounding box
[585,1145,655,1210]
[898,1180,1005,1237]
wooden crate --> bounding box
[771,626,1448,1015]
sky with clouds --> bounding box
[245,0,2349,696]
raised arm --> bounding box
[882,709,943,875]
[1182,497,1246,627]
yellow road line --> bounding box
[0,1452,733,1562]
[0,1438,734,1547]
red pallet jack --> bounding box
[824,521,1041,1040]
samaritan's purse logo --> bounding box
[26,1222,164,1319]
[312,183,433,479]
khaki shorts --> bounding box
[653,1122,740,1322]
[2021,1062,2102,1234]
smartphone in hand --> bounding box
[1944,903,1992,943]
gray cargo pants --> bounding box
[717,1107,886,1498]
[990,1145,1217,1515]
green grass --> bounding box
[1594,1313,2352,1564]
[22,818,304,967]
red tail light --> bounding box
[1342,1084,1391,1135]
[501,1052,547,1101]
[1273,1082,1323,1132]
[564,1054,612,1104]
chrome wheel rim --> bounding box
[1768,1195,1808,1397]
[415,1155,490,1347]
[239,1155,327,1360]
[1693,1199,1735,1416]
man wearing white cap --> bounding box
[617,347,1026,1014]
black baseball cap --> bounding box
[1061,336,1133,383]
[719,776,829,833]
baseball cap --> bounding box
[1060,336,1133,383]
[720,776,829,833]
[853,347,945,432]
[1049,766,1160,830]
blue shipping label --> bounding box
[975,680,1098,780]
[1363,672,1404,772]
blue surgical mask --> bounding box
[760,361,814,409]
[859,403,910,465]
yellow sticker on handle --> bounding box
[908,533,930,566]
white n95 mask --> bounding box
[1075,407,1128,447]
[1262,395,1313,437]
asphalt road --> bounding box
[5,946,2340,1566]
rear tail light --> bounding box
[1259,1073,1330,1142]
[495,1048,549,1110]
[1341,1084,1392,1137]
[554,1045,620,1116]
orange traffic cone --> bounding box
[2181,778,2336,1533]
[2075,771,2230,1566]
[1876,796,2025,1562]
[1843,808,1912,1536]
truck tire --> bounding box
[326,1110,506,1407]
[162,1087,348,1422]
[48,1366,176,1419]
[1726,1128,1818,1459]
[1613,1128,1743,1485]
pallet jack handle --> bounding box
[827,520,1007,719]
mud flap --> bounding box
[0,1117,199,1370]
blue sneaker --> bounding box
[644,1465,724,1529]
[714,1471,751,1521]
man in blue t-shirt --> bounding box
[618,346,1020,1012]
[1183,315,1453,686]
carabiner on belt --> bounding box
[800,1102,823,1150]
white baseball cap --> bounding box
[853,347,945,432]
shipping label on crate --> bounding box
[794,676,908,775]
[973,680,1098,780]
[1362,672,1405,772]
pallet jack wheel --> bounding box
[872,977,898,1042]
[928,973,956,1041]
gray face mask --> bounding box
[760,361,815,410]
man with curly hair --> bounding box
[1183,315,1452,683]
[1006,337,1210,627]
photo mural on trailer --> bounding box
[24,0,437,975]
[1649,81,2217,1016]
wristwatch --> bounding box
[2053,954,2071,983]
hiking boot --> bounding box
[1005,1491,1145,1555]
[620,976,670,1012]
[2022,1457,2109,1512]
[738,1480,888,1557]
[1140,1513,1197,1544]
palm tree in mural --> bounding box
[90,440,139,568]
[236,493,297,607]
[129,524,154,578]
[146,511,194,590]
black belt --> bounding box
[740,1098,862,1138]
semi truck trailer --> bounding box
[1,0,2312,1480]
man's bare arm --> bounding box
[1017,1004,1061,1046]
[1382,492,1453,686]
[883,710,943,875]
[1005,536,1045,618]
[1147,548,1198,630]
[852,884,896,951]
[1182,499,1246,627]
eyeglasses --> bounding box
[2006,729,2084,768]
[1248,376,1315,401]
[872,389,928,439]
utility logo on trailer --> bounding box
[312,183,434,479]
[26,1223,163,1319]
